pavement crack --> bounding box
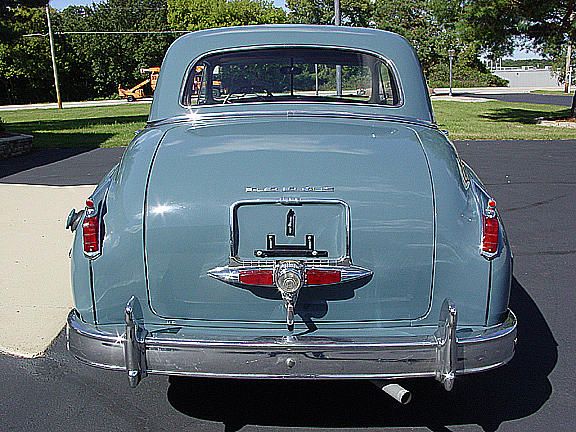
[503,193,569,212]
[515,250,576,257]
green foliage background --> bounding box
[0,0,285,104]
[8,0,572,105]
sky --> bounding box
[49,0,541,60]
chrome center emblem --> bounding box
[274,261,304,330]
[275,261,304,294]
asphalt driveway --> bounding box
[0,140,574,431]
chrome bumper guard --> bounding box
[67,298,517,389]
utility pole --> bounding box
[448,49,455,97]
[315,63,319,96]
[46,4,62,109]
[565,42,572,94]
[334,0,342,97]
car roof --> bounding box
[149,25,433,124]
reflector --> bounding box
[239,269,274,286]
[306,269,341,285]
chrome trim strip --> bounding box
[147,110,437,130]
[67,304,517,388]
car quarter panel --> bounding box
[87,128,167,324]
[413,128,491,326]
[463,163,513,326]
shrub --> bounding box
[427,63,508,88]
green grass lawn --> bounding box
[530,90,572,96]
[0,104,150,148]
[433,100,576,140]
[1,99,575,148]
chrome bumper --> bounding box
[67,298,517,390]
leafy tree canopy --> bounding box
[167,0,286,31]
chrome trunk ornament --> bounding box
[274,261,304,330]
[207,199,373,330]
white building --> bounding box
[490,66,562,88]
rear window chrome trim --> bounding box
[178,44,405,110]
[147,110,438,130]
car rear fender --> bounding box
[414,128,506,326]
[462,162,513,326]
[71,127,168,324]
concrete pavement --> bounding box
[0,148,125,356]
[0,184,95,357]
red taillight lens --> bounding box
[239,269,274,286]
[83,215,100,253]
[482,215,499,254]
[306,269,341,285]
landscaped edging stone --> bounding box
[0,133,33,159]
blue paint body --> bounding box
[71,25,512,338]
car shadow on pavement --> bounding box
[0,148,92,179]
[0,146,125,186]
[167,277,557,432]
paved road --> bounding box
[460,92,573,107]
[0,98,151,112]
[1,140,574,431]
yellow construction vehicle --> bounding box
[118,67,160,102]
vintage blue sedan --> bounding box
[66,25,516,403]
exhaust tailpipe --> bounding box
[372,381,412,405]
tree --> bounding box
[0,3,52,104]
[0,0,47,41]
[55,0,176,99]
[286,0,373,27]
[285,0,505,87]
[167,0,286,31]
[461,0,576,115]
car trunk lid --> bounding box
[145,117,434,326]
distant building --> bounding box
[488,64,562,88]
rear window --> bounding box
[182,47,401,106]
